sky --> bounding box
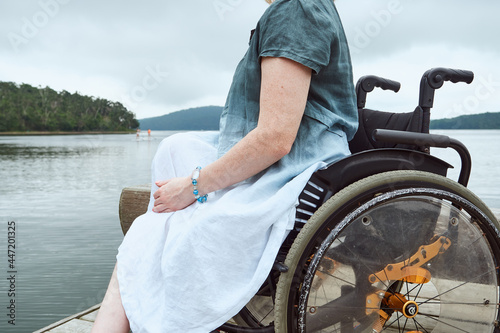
[1,0,499,120]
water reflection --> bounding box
[0,133,168,333]
[0,144,106,159]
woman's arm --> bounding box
[152,57,312,213]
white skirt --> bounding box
[117,130,350,332]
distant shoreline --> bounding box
[2,128,498,137]
[0,131,135,136]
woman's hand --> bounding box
[152,177,196,213]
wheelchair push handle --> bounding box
[419,67,474,109]
[358,75,401,93]
[356,75,401,108]
[425,68,474,89]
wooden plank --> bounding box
[79,309,98,323]
[119,184,150,234]
[46,319,94,333]
[33,304,100,333]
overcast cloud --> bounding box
[1,0,499,120]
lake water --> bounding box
[0,130,498,332]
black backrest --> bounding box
[348,106,425,154]
[348,75,428,154]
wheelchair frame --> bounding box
[216,68,500,333]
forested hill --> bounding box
[430,112,500,129]
[139,106,223,130]
[140,108,500,131]
[0,81,139,132]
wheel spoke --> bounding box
[380,312,403,331]
[401,316,409,332]
[261,308,273,323]
[416,311,472,333]
[424,301,495,306]
[319,270,356,287]
[408,282,424,301]
[412,317,431,333]
[418,269,494,307]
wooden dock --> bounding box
[33,184,500,333]
[33,304,100,333]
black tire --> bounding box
[275,170,500,333]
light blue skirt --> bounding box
[117,127,350,332]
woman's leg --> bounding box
[91,263,130,333]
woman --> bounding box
[92,0,357,332]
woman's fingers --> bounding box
[155,180,168,186]
[155,179,169,187]
[152,177,195,213]
[153,179,170,199]
[153,198,173,213]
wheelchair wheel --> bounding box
[218,276,276,332]
[231,295,274,329]
[275,170,500,333]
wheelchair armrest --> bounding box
[373,129,471,186]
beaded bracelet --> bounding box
[191,166,208,203]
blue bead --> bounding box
[193,190,199,195]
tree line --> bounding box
[430,112,500,129]
[0,81,139,132]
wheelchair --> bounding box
[217,68,500,333]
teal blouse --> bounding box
[218,0,357,167]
